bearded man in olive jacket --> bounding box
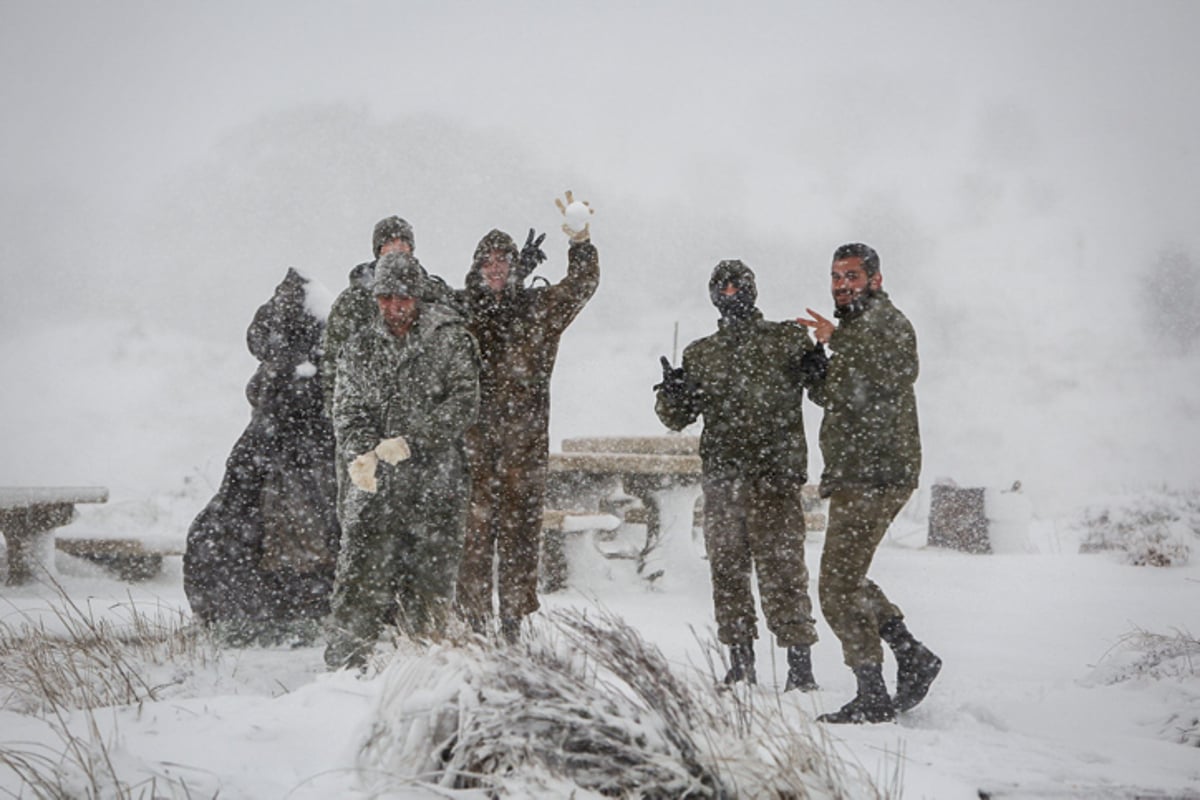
[799,242,942,723]
[655,260,825,691]
[454,194,599,641]
[324,252,480,670]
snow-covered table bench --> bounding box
[547,436,826,585]
[539,509,621,592]
[0,486,109,585]
[55,535,184,581]
[549,437,705,584]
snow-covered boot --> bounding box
[783,644,819,692]
[723,642,757,685]
[817,664,895,724]
[880,618,942,712]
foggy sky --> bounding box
[4,1,1197,325]
[2,1,1198,512]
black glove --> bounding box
[516,228,547,281]
[799,344,829,385]
[653,355,693,400]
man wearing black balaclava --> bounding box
[655,260,828,691]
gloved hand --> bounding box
[374,435,411,465]
[348,451,379,493]
[516,228,547,282]
[799,344,829,385]
[554,190,594,243]
[653,355,692,401]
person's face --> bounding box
[379,238,412,257]
[377,293,419,336]
[480,251,511,292]
[831,256,882,308]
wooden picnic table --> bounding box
[0,486,109,585]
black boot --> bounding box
[783,644,819,692]
[500,616,522,644]
[723,642,757,685]
[817,663,895,724]
[880,618,942,712]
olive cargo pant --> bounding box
[703,475,818,648]
[456,434,547,624]
[324,489,466,669]
[819,487,911,668]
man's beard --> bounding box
[834,288,874,315]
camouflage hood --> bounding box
[465,229,523,306]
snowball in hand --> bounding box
[563,201,593,232]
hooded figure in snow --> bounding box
[184,267,341,643]
[453,192,600,640]
[655,259,826,691]
[324,252,480,669]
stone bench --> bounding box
[0,486,109,585]
[55,536,184,581]
[540,509,620,592]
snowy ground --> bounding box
[2,316,1199,797]
[2,493,1198,798]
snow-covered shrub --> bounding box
[1087,628,1200,685]
[1073,489,1200,566]
[357,610,884,798]
[1085,628,1200,747]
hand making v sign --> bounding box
[796,308,835,345]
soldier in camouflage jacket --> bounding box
[324,252,480,670]
[656,259,824,692]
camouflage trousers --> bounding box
[702,474,818,648]
[324,495,467,669]
[818,486,911,668]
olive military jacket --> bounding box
[807,289,921,497]
[656,310,820,482]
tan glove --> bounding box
[555,190,594,243]
[374,435,411,465]
[348,451,379,493]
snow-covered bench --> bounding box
[540,509,621,592]
[55,535,184,581]
[0,486,109,585]
[547,436,827,584]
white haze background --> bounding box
[1,2,1199,796]
[2,0,1198,517]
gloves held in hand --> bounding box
[349,451,379,493]
[374,436,411,465]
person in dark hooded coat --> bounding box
[454,192,600,640]
[655,260,826,691]
[184,268,342,644]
